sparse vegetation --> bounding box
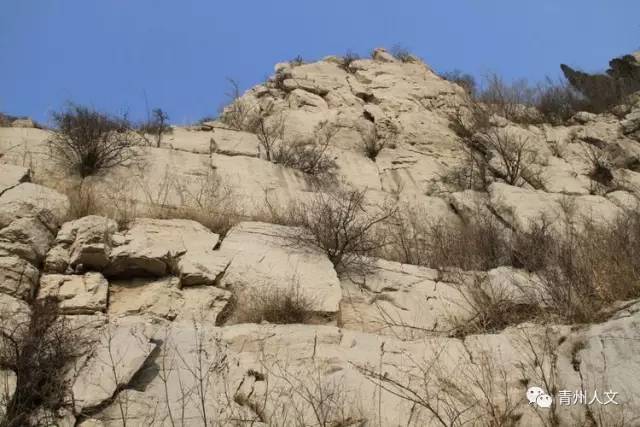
[139,108,172,147]
[233,285,315,325]
[287,188,397,272]
[441,70,477,95]
[219,78,260,131]
[390,45,414,63]
[359,123,397,160]
[272,121,338,178]
[48,104,141,177]
[0,298,82,427]
[338,51,360,73]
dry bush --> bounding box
[338,51,360,73]
[145,166,243,237]
[450,273,541,337]
[355,342,524,426]
[535,78,585,124]
[287,188,397,272]
[0,298,82,427]
[138,108,171,148]
[219,78,260,131]
[441,70,477,95]
[290,55,305,67]
[441,142,492,191]
[358,123,397,161]
[390,45,414,63]
[582,143,614,188]
[387,208,511,271]
[480,128,540,187]
[477,73,539,124]
[48,104,141,177]
[233,285,315,325]
[272,121,338,178]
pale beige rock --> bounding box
[607,190,639,210]
[72,322,156,412]
[46,215,118,273]
[0,182,69,229]
[340,258,471,338]
[0,293,30,337]
[0,216,54,265]
[540,156,591,194]
[108,276,231,323]
[177,251,230,287]
[10,118,35,128]
[220,222,342,315]
[0,256,39,299]
[0,163,29,193]
[106,218,219,277]
[38,273,108,314]
[288,88,329,110]
[489,182,622,233]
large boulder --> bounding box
[0,182,69,230]
[108,276,231,323]
[219,222,342,316]
[38,273,108,314]
[0,256,39,300]
[0,216,54,265]
[339,258,471,338]
[0,164,29,194]
[45,215,118,273]
[105,218,220,278]
[72,322,156,413]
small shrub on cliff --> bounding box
[138,108,172,147]
[273,121,338,178]
[48,104,141,177]
[288,188,397,272]
[0,298,81,427]
[234,285,315,325]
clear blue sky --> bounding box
[1,1,638,124]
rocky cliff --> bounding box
[1,48,640,426]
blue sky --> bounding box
[1,1,638,124]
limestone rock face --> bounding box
[0,164,29,194]
[0,216,54,265]
[340,258,471,338]
[108,276,231,322]
[220,222,342,315]
[72,322,156,413]
[48,215,119,273]
[0,182,69,230]
[105,218,220,278]
[38,273,108,314]
[0,293,30,337]
[0,256,39,300]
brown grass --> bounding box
[232,285,316,325]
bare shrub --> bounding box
[338,51,360,73]
[388,208,511,271]
[233,285,315,325]
[290,55,305,67]
[145,166,243,237]
[139,108,171,148]
[219,78,260,131]
[450,273,541,337]
[477,73,538,124]
[441,70,477,95]
[272,121,338,178]
[535,78,585,124]
[355,342,524,426]
[48,104,141,177]
[0,298,82,427]
[480,128,540,187]
[288,188,397,272]
[358,123,397,161]
[582,143,614,188]
[390,45,414,63]
[441,142,492,191]
[448,100,492,139]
